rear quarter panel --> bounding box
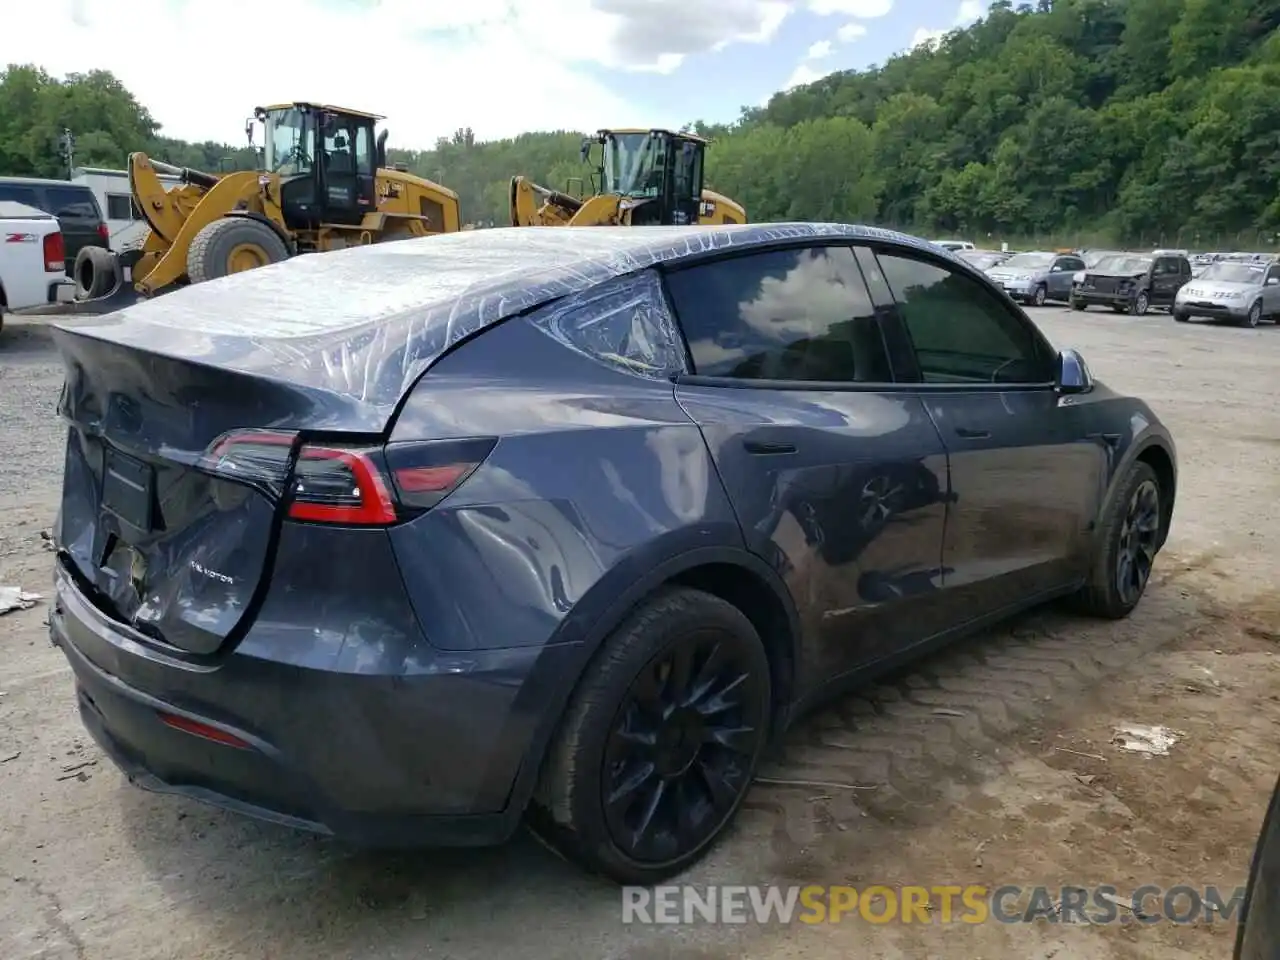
[387,310,746,654]
[0,216,57,311]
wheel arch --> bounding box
[505,544,801,815]
[1098,430,1177,550]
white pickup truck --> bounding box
[0,200,75,331]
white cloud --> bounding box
[910,26,946,50]
[807,0,893,17]
[907,0,989,54]
[784,63,833,89]
[807,39,834,59]
[836,22,868,41]
[2,0,791,147]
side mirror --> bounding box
[580,138,592,162]
[244,118,255,146]
[1051,265,1062,272]
[1235,772,1280,959]
[1056,348,1093,395]
[1267,277,1279,286]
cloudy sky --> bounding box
[3,0,990,150]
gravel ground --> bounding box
[1,306,1279,960]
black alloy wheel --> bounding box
[532,587,771,884]
[1115,478,1160,607]
[602,630,768,865]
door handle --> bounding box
[743,440,797,455]
[953,427,990,439]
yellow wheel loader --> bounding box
[71,102,461,311]
[509,128,746,229]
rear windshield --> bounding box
[44,186,101,219]
[0,183,41,207]
[1200,262,1266,283]
[1094,255,1152,274]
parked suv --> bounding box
[1174,259,1280,327]
[0,177,108,275]
[985,251,1086,306]
[1071,252,1191,315]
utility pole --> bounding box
[58,128,75,178]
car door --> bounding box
[1149,256,1182,306]
[872,248,1109,621]
[1263,264,1280,315]
[665,243,951,688]
[1051,256,1084,299]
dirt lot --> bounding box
[2,306,1278,960]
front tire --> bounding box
[1242,300,1262,328]
[1128,290,1150,316]
[1174,310,1190,323]
[1075,461,1162,619]
[1032,284,1047,306]
[186,217,290,285]
[531,587,771,884]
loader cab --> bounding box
[256,102,378,228]
[587,129,707,226]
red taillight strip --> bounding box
[157,712,252,749]
[393,463,472,493]
[287,446,397,525]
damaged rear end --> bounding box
[45,317,515,841]
[52,327,486,656]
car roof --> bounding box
[0,176,94,191]
[0,200,54,219]
[58,223,949,412]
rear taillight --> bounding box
[43,232,64,271]
[97,222,109,242]
[199,430,494,526]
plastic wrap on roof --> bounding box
[53,223,939,411]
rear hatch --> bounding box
[50,327,383,655]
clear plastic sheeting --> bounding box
[52,222,940,420]
[528,269,685,379]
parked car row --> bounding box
[949,243,1280,328]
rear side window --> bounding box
[44,187,100,220]
[0,183,40,207]
[664,246,894,383]
[878,252,1050,384]
[527,269,687,380]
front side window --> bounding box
[878,252,1050,384]
[263,107,314,176]
[665,246,894,384]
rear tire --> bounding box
[187,217,290,285]
[1074,461,1162,620]
[530,587,771,884]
